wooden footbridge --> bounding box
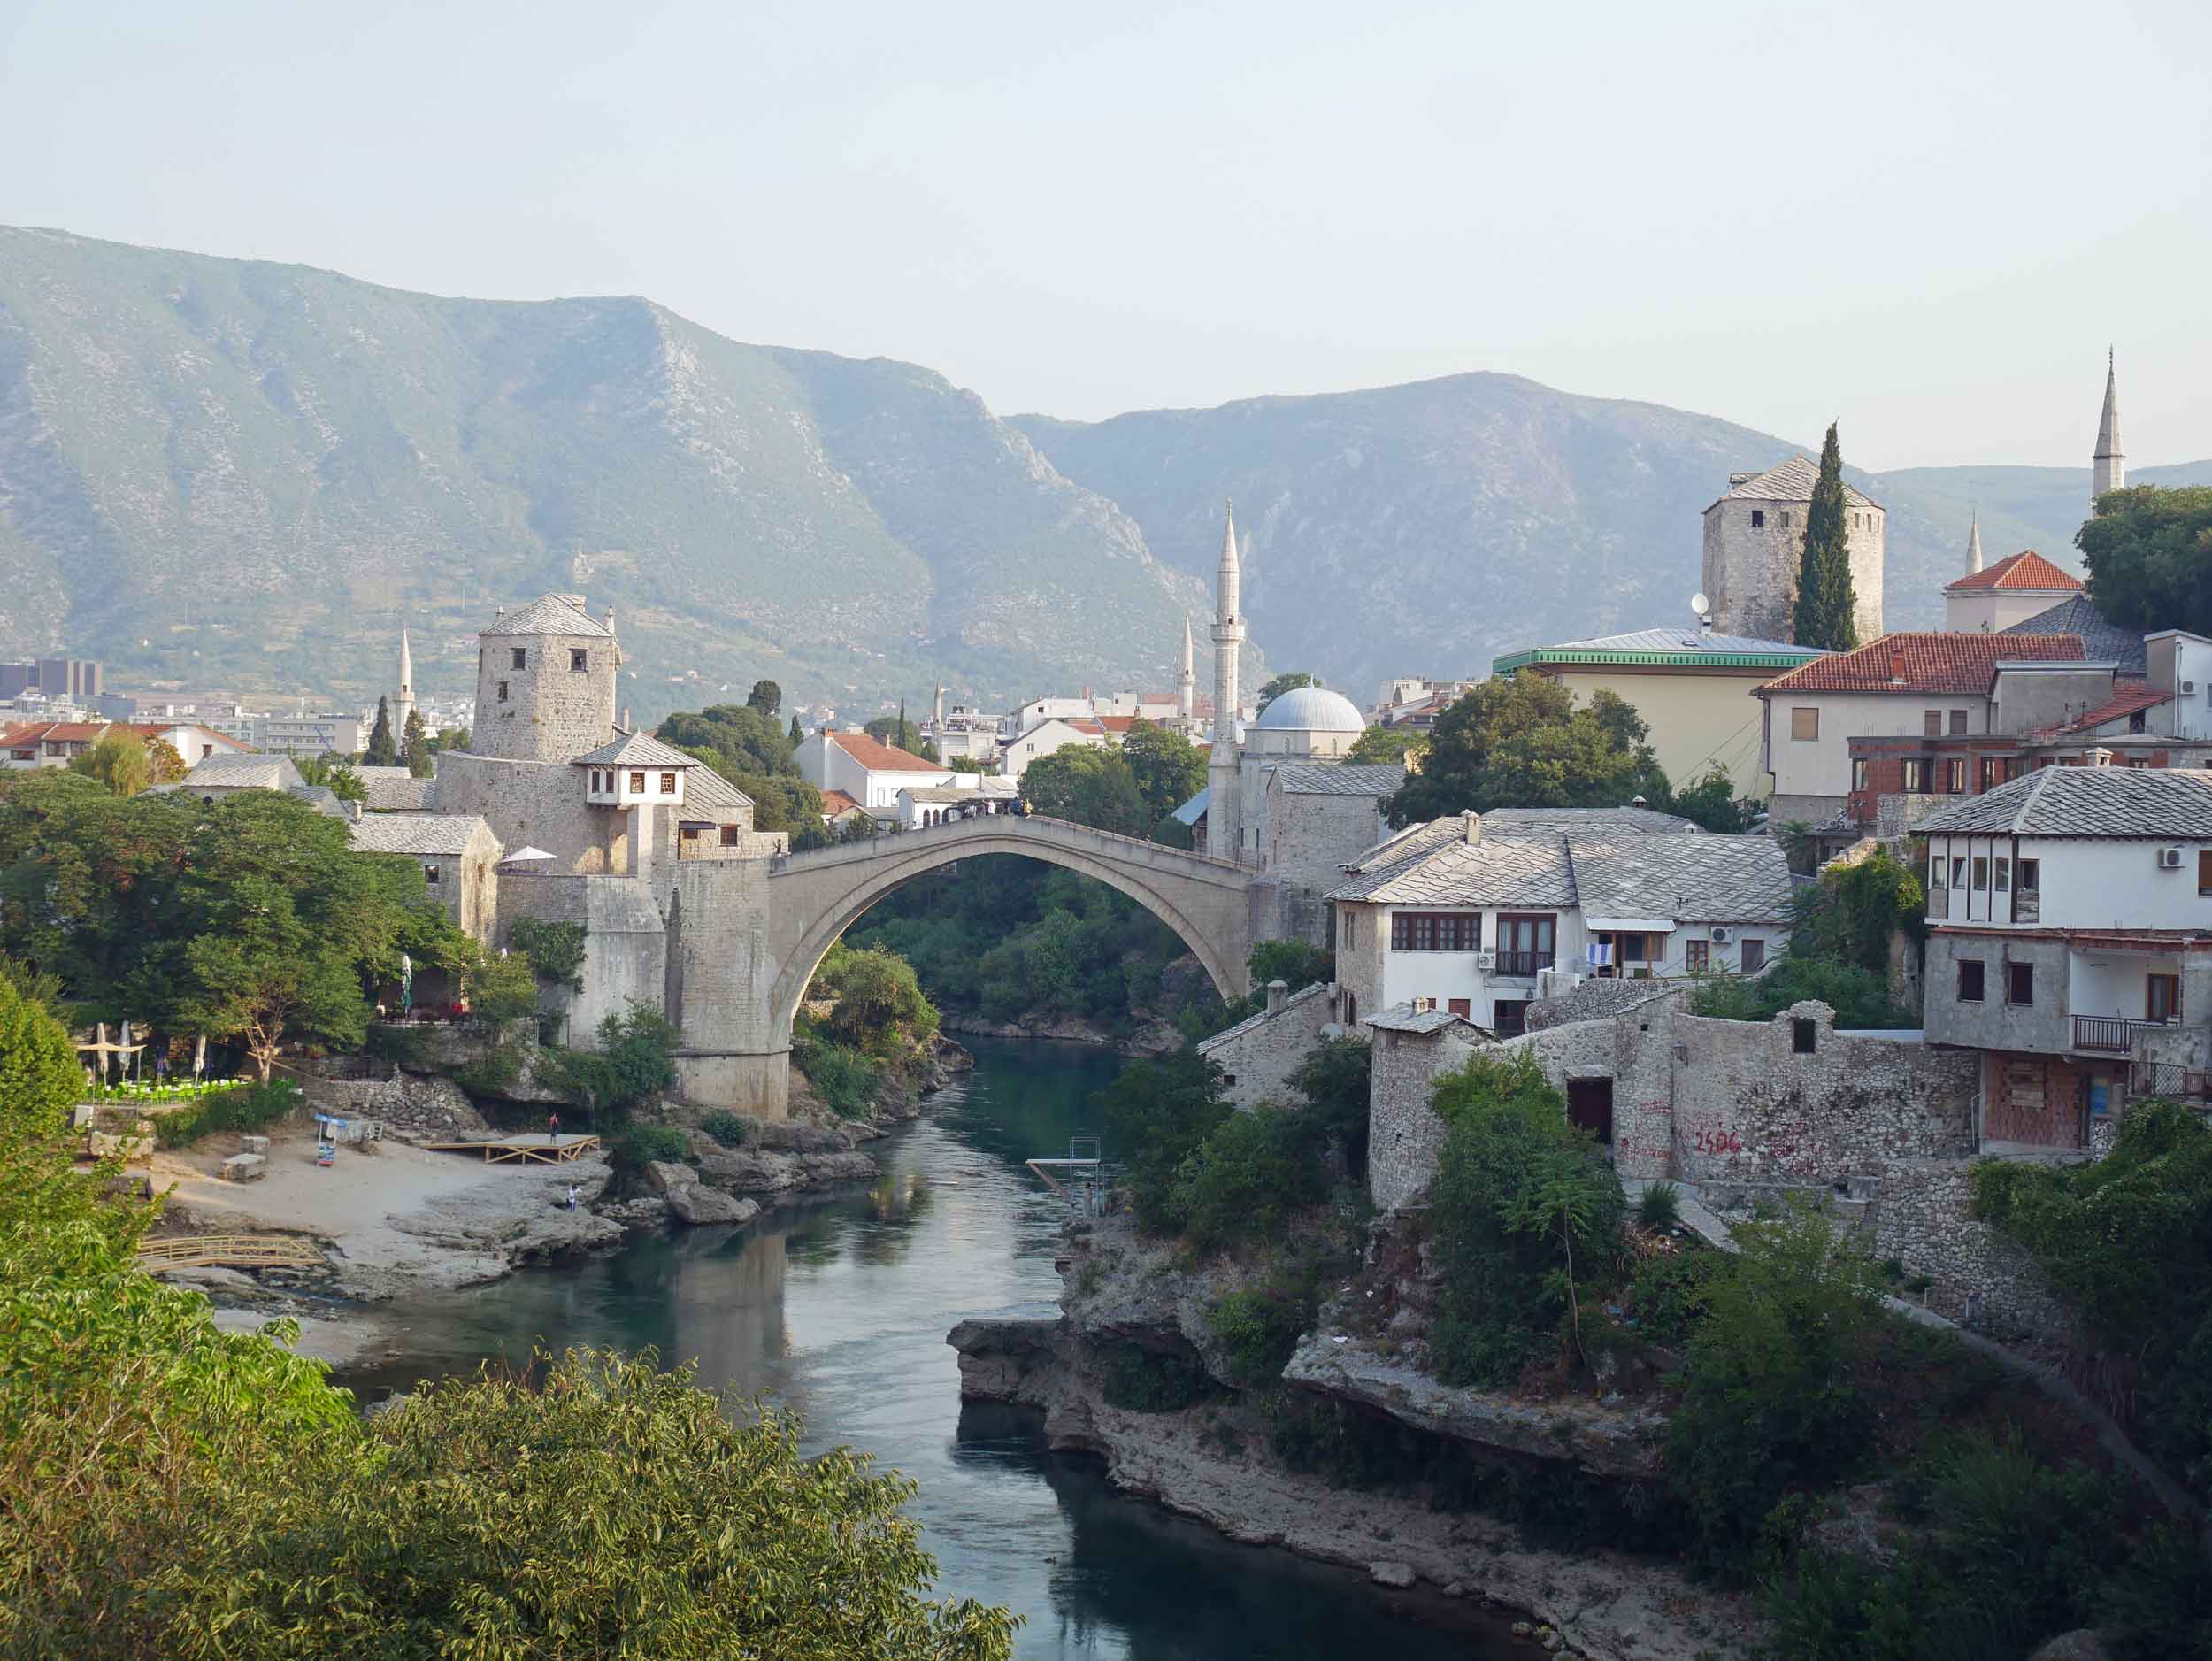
[423,1134,603,1165]
[137,1234,324,1273]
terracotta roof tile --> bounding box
[1945,550,2083,594]
[827,731,948,773]
[1758,631,2085,696]
[2036,684,2172,739]
[819,789,864,817]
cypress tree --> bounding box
[788,714,803,747]
[364,696,398,766]
[403,708,433,778]
[1792,423,1860,650]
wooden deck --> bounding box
[138,1234,323,1273]
[423,1134,603,1165]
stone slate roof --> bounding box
[1364,1003,1486,1035]
[1758,631,2085,696]
[181,752,304,790]
[1482,806,1701,835]
[1170,785,1210,826]
[1945,550,2082,594]
[354,766,433,811]
[1568,834,1796,923]
[1272,763,1407,796]
[291,786,348,818]
[1328,813,1791,923]
[349,814,493,857]
[1712,455,1878,511]
[684,766,754,811]
[488,595,612,638]
[2002,596,2147,676]
[1917,766,2212,839]
[1197,981,1330,1053]
[572,731,697,769]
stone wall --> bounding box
[1923,931,2071,1055]
[434,751,630,874]
[1866,1158,2072,1337]
[495,873,670,1046]
[1262,786,1390,948]
[1197,981,1333,1110]
[473,620,616,764]
[1368,1021,1479,1210]
[296,1067,489,1142]
[1702,489,1883,645]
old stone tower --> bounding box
[2093,350,2124,504]
[1701,455,1885,645]
[472,594,621,761]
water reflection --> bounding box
[334,1041,1510,1659]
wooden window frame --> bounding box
[1685,939,1710,974]
[1740,937,1766,973]
[660,771,679,795]
[1389,911,1480,953]
[1924,710,1943,738]
[1790,706,1819,742]
[1957,958,1985,1002]
[2148,973,2182,1022]
[2006,962,2034,1007]
[628,770,646,793]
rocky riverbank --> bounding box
[947,1213,1761,1661]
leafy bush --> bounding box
[808,942,939,1055]
[463,948,541,1022]
[620,1124,692,1166]
[1665,1203,1885,1580]
[1970,1096,2212,1501]
[794,1028,881,1119]
[1210,1280,1314,1388]
[1636,1180,1682,1230]
[151,1080,304,1148]
[1691,956,1916,1029]
[1425,1050,1624,1385]
[1248,938,1333,992]
[1168,1106,1330,1254]
[1101,1345,1216,1412]
[0,973,87,1134]
[544,1003,677,1112]
[1287,1035,1371,1178]
[699,1111,749,1148]
[1622,1242,1729,1347]
[1094,1048,1231,1233]
[1786,845,1926,973]
[506,916,588,992]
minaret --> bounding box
[394,627,415,741]
[1177,615,1195,723]
[1207,503,1246,861]
[2093,349,2124,504]
[1964,511,1983,575]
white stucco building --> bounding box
[795,728,955,811]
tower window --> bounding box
[571,649,588,672]
[496,681,510,703]
[511,648,527,670]
[1780,511,1791,529]
[423,864,442,886]
[1750,510,1765,528]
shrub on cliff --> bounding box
[544,1002,677,1114]
[1094,1047,1231,1234]
[810,942,940,1056]
[1425,1050,1624,1387]
[1168,1105,1330,1253]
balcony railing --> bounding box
[1492,950,1555,978]
[2073,1015,2165,1054]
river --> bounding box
[336,1039,1513,1659]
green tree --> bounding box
[1384,675,1656,826]
[401,707,433,778]
[296,752,366,802]
[68,728,152,796]
[1255,672,1318,713]
[2078,484,2212,634]
[0,973,84,1134]
[746,678,783,717]
[809,942,941,1055]
[1791,423,1860,650]
[426,726,470,754]
[1344,726,1427,766]
[462,949,541,1024]
[1021,746,1150,836]
[788,713,803,745]
[1660,763,1755,833]
[1119,718,1208,822]
[363,695,398,766]
[152,1349,1017,1659]
[155,794,459,1080]
[1288,1034,1372,1178]
[1094,1047,1232,1234]
[657,704,798,777]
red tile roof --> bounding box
[1946,550,2083,594]
[1759,631,2086,696]
[2037,683,2171,739]
[819,788,864,817]
[827,731,947,773]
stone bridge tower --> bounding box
[1701,455,1885,645]
[472,594,620,762]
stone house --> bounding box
[157,750,349,816]
[1490,627,1821,802]
[1701,454,1885,645]
[1196,980,1337,1111]
[1755,630,2089,827]
[1328,808,1793,1038]
[1918,763,2212,1152]
[1259,763,1405,946]
[796,728,955,809]
[349,813,503,942]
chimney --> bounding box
[604,606,617,635]
[1266,979,1289,1016]
[1463,809,1482,845]
[1889,651,1907,684]
[2085,746,2114,767]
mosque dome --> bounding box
[1253,684,1365,733]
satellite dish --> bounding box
[1690,591,1710,619]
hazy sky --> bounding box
[4,0,2207,469]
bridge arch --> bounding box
[764,819,1252,1044]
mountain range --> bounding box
[1,225,2203,727]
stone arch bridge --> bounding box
[657,816,1262,1116]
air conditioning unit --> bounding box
[1474,950,1497,972]
[2183,680,2198,695]
[2158,847,2185,870]
[1709,927,1732,944]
